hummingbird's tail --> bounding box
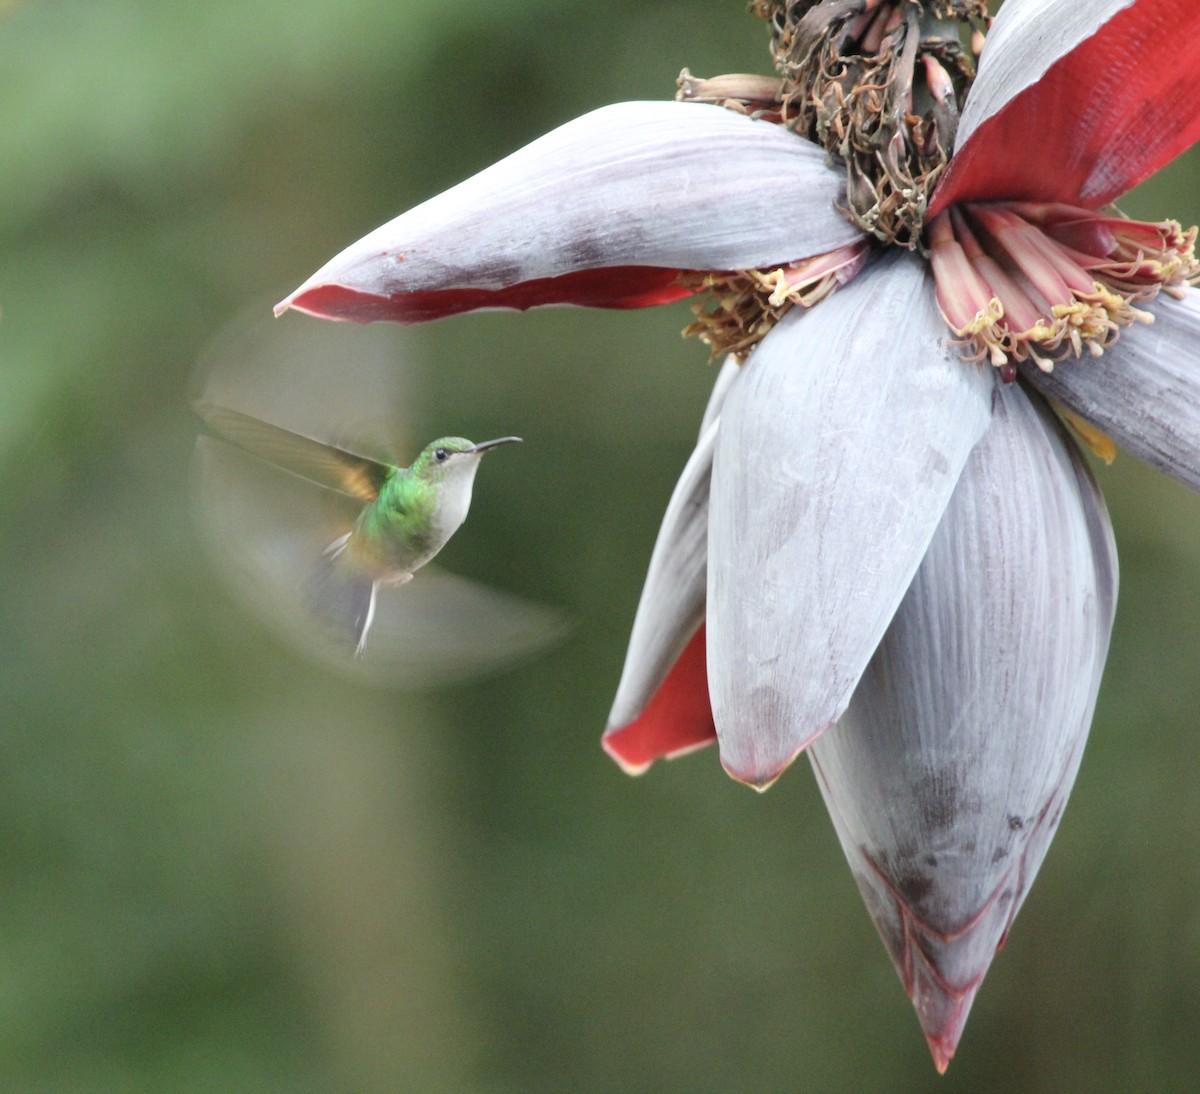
[307,533,378,656]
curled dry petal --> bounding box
[934,0,1200,213]
[808,383,1118,1073]
[707,253,993,789]
[603,360,739,773]
[1021,288,1200,492]
[276,101,861,323]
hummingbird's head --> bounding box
[411,435,522,488]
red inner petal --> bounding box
[285,266,695,323]
[931,0,1200,215]
[602,625,716,774]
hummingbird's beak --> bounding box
[470,436,523,454]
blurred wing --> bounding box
[363,569,568,687]
[194,432,361,627]
[195,401,390,501]
[194,435,565,687]
[191,299,417,461]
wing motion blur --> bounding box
[194,401,391,501]
[193,435,565,685]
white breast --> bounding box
[431,458,482,544]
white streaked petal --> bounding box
[605,418,718,733]
[707,252,994,788]
[278,101,860,315]
[956,0,1134,152]
[809,383,1117,1071]
[1021,287,1200,492]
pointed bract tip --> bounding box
[926,1034,955,1075]
[718,728,828,792]
[600,733,653,777]
[747,773,780,793]
[601,718,717,777]
[720,758,784,793]
[272,297,290,317]
[910,975,976,1076]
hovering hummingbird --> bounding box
[194,402,521,656]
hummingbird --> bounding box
[194,402,521,656]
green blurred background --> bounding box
[2,2,1198,1091]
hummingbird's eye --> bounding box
[434,447,449,462]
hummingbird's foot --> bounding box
[353,581,380,658]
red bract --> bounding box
[931,0,1200,214]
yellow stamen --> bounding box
[681,241,870,362]
[927,203,1198,379]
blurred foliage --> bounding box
[1,2,1199,1091]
